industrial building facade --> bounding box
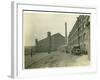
[24,32,65,55]
[68,15,90,57]
[35,32,65,53]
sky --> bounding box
[23,11,79,46]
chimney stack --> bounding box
[35,39,38,52]
[47,32,51,53]
[65,22,68,45]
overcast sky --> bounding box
[23,11,79,46]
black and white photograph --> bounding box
[23,11,90,69]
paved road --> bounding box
[25,52,49,68]
[25,51,90,69]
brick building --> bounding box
[35,32,65,53]
[68,15,90,57]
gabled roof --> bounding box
[39,33,65,43]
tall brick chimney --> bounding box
[35,39,38,52]
[65,22,68,45]
[47,32,51,53]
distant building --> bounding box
[35,32,65,53]
[68,15,90,57]
[24,32,65,55]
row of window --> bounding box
[68,16,90,39]
[68,32,89,46]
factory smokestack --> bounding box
[47,32,51,53]
[65,22,67,45]
[35,39,38,52]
